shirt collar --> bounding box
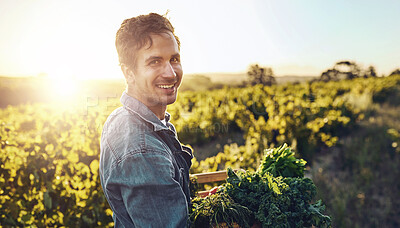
[120,92,170,132]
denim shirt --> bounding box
[99,92,193,228]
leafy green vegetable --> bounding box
[225,168,331,228]
[258,144,307,178]
[189,189,253,228]
[189,144,331,227]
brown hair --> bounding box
[115,13,180,69]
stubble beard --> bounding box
[143,90,177,107]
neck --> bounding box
[125,89,167,120]
[148,105,167,120]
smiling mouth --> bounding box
[157,83,175,89]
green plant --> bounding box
[258,144,306,178]
[189,189,253,228]
[225,168,331,228]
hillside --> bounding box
[0,74,317,107]
[185,72,317,86]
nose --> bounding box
[162,62,177,78]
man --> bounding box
[99,13,193,227]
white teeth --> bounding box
[158,84,174,89]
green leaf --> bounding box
[44,191,52,209]
[21,213,32,222]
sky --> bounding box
[0,0,399,79]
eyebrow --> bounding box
[145,56,163,64]
[171,53,180,59]
[145,53,180,63]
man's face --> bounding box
[127,32,182,109]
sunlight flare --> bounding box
[50,77,80,100]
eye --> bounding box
[170,57,180,63]
[150,59,160,65]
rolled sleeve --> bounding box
[105,151,188,228]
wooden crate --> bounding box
[191,170,228,197]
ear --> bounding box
[121,64,135,84]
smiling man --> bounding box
[99,13,193,227]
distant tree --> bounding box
[320,69,340,82]
[247,64,276,86]
[333,61,361,79]
[363,66,377,78]
[389,68,400,76]
[319,60,362,81]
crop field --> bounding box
[1,75,399,227]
